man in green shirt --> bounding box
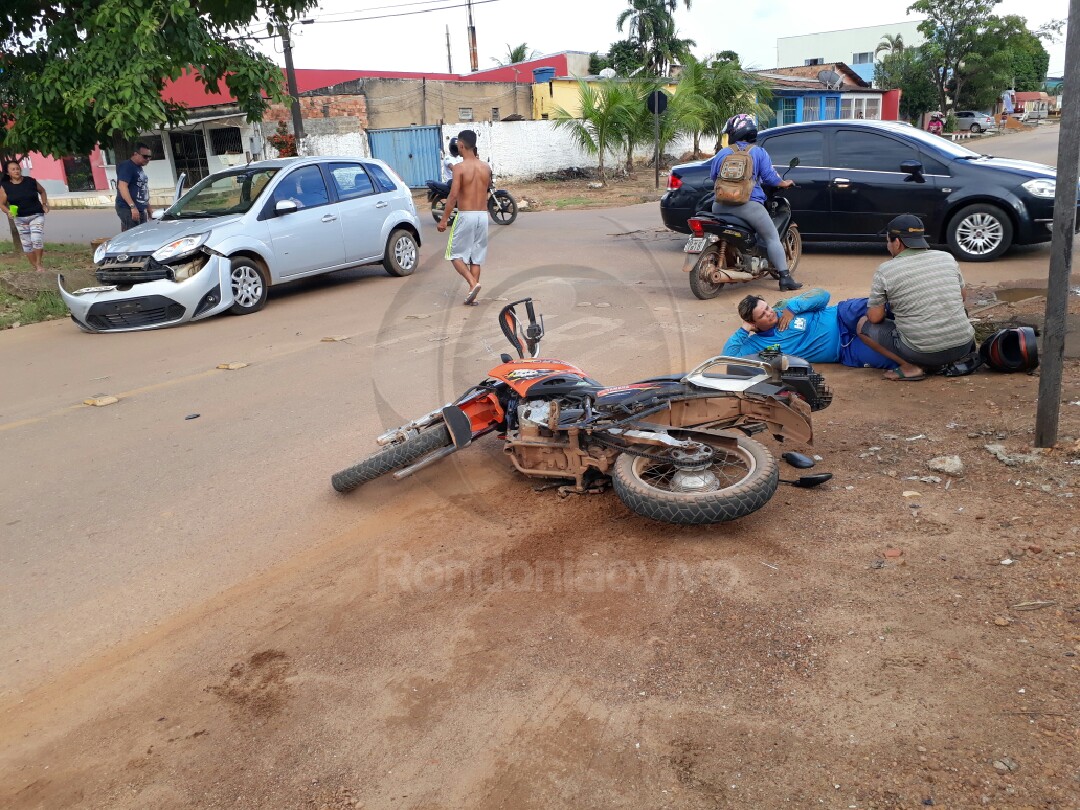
[857,214,975,381]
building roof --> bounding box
[762,62,870,88]
[1014,91,1051,102]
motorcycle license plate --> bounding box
[683,237,707,253]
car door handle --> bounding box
[321,214,338,222]
[375,201,388,208]
[833,178,851,188]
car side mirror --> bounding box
[788,157,800,169]
[275,200,299,216]
[900,160,925,183]
[151,210,164,221]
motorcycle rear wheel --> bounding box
[431,199,456,225]
[488,191,518,225]
[611,435,778,524]
[689,245,728,300]
[332,425,453,493]
[783,225,802,274]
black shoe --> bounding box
[778,274,802,292]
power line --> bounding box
[307,0,467,19]
[302,0,501,25]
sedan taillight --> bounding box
[667,174,683,191]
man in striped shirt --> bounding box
[857,214,975,382]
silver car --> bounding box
[60,157,422,332]
[954,110,997,133]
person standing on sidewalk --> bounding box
[1,159,50,272]
[115,143,154,231]
[437,130,491,306]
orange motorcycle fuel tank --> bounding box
[487,358,602,399]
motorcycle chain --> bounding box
[588,430,712,465]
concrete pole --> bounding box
[1034,0,1080,446]
[280,23,305,153]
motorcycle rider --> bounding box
[710,114,801,292]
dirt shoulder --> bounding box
[1,350,1078,808]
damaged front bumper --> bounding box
[60,254,234,333]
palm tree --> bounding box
[875,34,905,60]
[491,43,538,65]
[672,54,771,155]
[615,0,695,76]
[551,80,626,184]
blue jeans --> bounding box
[711,199,788,273]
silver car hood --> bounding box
[102,215,243,254]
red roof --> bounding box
[162,55,570,109]
[1014,91,1050,102]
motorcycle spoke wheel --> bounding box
[689,246,727,300]
[612,436,778,525]
[783,226,802,273]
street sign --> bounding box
[646,90,668,115]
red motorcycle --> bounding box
[331,299,832,524]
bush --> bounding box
[944,113,958,133]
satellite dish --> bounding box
[817,69,843,89]
[599,67,617,79]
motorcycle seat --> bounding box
[426,180,451,195]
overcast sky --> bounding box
[260,0,1068,78]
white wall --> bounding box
[777,21,924,68]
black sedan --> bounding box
[660,120,1074,262]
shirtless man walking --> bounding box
[437,130,491,305]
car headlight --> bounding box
[93,240,110,263]
[1022,179,1056,199]
[151,232,210,263]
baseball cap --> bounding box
[883,214,929,248]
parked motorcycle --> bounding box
[331,298,832,525]
[682,158,803,300]
[426,179,518,226]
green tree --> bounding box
[949,15,1049,109]
[673,54,770,156]
[874,47,939,122]
[874,33,906,59]
[551,80,625,184]
[908,0,1000,112]
[615,0,696,76]
[492,43,539,66]
[0,0,315,157]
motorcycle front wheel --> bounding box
[488,191,518,225]
[332,425,453,493]
[783,225,802,274]
[431,199,456,225]
[611,435,778,524]
[689,245,728,300]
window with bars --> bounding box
[209,127,244,155]
[491,107,500,121]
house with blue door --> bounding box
[753,63,900,126]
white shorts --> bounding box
[445,210,488,265]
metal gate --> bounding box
[367,125,442,188]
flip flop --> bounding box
[884,368,927,382]
[464,283,481,304]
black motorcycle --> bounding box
[426,180,518,226]
[681,158,802,300]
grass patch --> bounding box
[0,239,96,328]
[553,196,592,209]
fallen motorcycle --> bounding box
[426,179,518,226]
[682,157,802,299]
[331,298,831,525]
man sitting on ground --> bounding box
[722,288,895,369]
[857,214,975,381]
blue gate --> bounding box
[367,125,442,188]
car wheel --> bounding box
[946,204,1013,262]
[228,258,269,315]
[383,228,419,277]
[970,123,982,133]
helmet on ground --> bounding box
[448,137,459,158]
[724,114,758,143]
[979,326,1039,372]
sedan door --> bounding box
[264,165,347,278]
[326,162,388,265]
[757,129,831,237]
[828,129,944,238]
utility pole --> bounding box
[1034,0,1080,447]
[445,25,453,73]
[466,0,478,73]
[280,20,305,153]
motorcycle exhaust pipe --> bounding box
[717,269,755,282]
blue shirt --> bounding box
[115,159,150,208]
[709,141,783,205]
[722,288,842,362]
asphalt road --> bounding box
[0,123,1067,700]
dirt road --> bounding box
[3,140,1079,806]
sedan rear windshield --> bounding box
[164,169,280,219]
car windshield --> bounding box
[164,168,279,219]
[894,126,984,159]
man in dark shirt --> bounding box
[115,143,154,231]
